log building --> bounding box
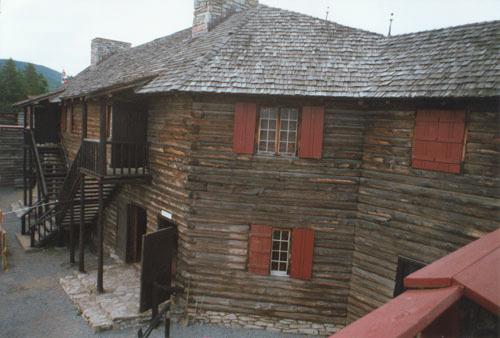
[15,1,499,335]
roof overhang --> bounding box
[14,89,65,108]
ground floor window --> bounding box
[394,256,425,297]
[248,225,314,280]
[270,229,291,276]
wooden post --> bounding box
[82,99,88,140]
[99,99,107,176]
[69,199,75,264]
[96,97,106,293]
[96,178,104,293]
[22,106,28,234]
[79,174,85,273]
[77,98,88,271]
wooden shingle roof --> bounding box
[61,5,500,99]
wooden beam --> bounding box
[78,174,85,273]
[82,99,88,140]
[22,107,27,234]
[69,200,75,264]
[99,99,107,176]
[96,177,104,293]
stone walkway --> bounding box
[60,264,151,331]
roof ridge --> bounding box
[258,4,384,38]
[168,6,261,91]
[387,19,500,39]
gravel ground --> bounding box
[0,187,306,338]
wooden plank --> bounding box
[332,286,463,338]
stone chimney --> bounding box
[192,0,258,37]
[91,38,131,67]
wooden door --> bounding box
[157,215,178,275]
[116,202,128,261]
[111,101,147,168]
[126,204,147,263]
[139,227,176,312]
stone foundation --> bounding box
[189,310,338,336]
[60,264,151,331]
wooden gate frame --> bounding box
[0,210,8,271]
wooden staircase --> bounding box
[59,176,116,231]
[23,141,117,247]
[23,132,149,248]
[37,144,68,201]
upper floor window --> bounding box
[233,103,324,159]
[258,107,298,157]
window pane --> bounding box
[273,241,280,250]
[278,107,299,156]
[258,107,278,155]
[270,229,291,275]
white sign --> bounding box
[161,210,173,220]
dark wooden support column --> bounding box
[96,98,107,293]
[99,99,107,176]
[22,107,28,234]
[82,99,88,140]
[79,174,85,273]
[69,200,75,264]
[96,178,104,293]
[77,98,88,272]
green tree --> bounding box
[0,59,25,114]
[23,63,48,96]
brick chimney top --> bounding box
[91,38,131,67]
[192,0,258,38]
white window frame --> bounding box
[257,106,299,157]
[270,229,291,277]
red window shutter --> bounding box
[248,225,272,275]
[233,103,257,154]
[413,110,465,174]
[290,228,315,280]
[299,106,325,159]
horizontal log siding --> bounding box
[185,96,365,325]
[0,126,23,186]
[61,101,100,160]
[100,95,194,295]
[347,108,500,322]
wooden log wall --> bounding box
[184,95,365,326]
[99,94,195,294]
[59,93,499,330]
[0,125,23,187]
[347,105,500,322]
[61,100,100,160]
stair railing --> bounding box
[22,129,50,237]
[55,145,83,228]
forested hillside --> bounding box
[0,59,52,114]
[0,59,61,90]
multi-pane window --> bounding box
[270,229,291,276]
[258,107,298,156]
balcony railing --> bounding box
[81,139,149,177]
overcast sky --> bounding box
[1,0,499,76]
